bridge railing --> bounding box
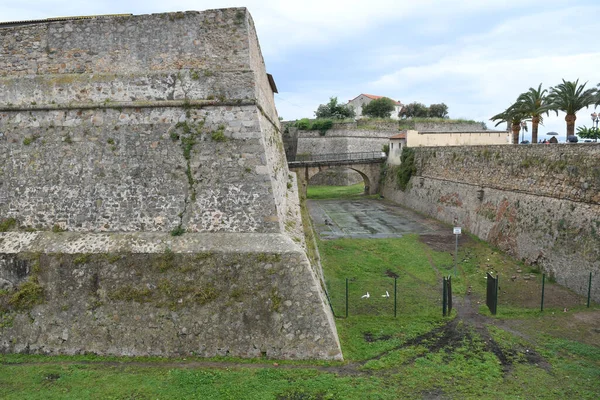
[290,151,386,164]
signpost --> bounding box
[453,227,461,276]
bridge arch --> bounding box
[305,166,372,194]
[287,151,385,199]
[290,162,382,199]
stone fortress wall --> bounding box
[282,120,487,186]
[382,144,600,302]
[0,9,342,360]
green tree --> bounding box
[547,79,597,136]
[490,103,529,144]
[399,102,429,118]
[362,97,396,118]
[515,84,551,144]
[314,97,355,119]
[576,126,600,141]
[428,103,449,118]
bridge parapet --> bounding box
[289,151,386,167]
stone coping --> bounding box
[0,232,301,255]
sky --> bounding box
[2,0,599,142]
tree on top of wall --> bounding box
[399,102,429,118]
[547,79,597,137]
[314,97,356,119]
[428,103,449,118]
[399,102,449,118]
[362,97,396,118]
[514,84,551,144]
[490,103,529,144]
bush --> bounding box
[294,118,311,130]
[311,119,333,135]
[293,118,334,135]
[396,147,416,190]
[314,97,355,119]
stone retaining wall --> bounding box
[382,144,600,302]
[0,232,342,360]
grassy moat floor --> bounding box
[1,185,599,399]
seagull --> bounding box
[382,291,390,298]
[361,292,370,299]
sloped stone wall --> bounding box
[0,232,342,360]
[382,144,600,302]
[0,8,341,359]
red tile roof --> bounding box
[351,93,401,105]
[389,133,406,139]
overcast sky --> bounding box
[2,0,599,141]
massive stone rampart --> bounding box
[382,144,600,302]
[0,9,342,359]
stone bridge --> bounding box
[288,151,385,196]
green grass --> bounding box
[307,183,371,200]
[0,364,391,400]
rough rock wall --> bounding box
[309,168,363,186]
[0,105,281,233]
[0,232,341,360]
[295,129,390,157]
[0,9,342,359]
[382,144,600,301]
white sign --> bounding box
[453,227,461,235]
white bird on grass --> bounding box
[361,292,370,299]
[382,291,390,298]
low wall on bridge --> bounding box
[382,144,600,302]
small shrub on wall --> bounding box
[396,147,416,190]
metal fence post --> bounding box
[495,275,499,315]
[394,277,397,318]
[587,272,592,308]
[541,273,545,312]
[442,277,448,316]
[345,278,349,318]
[448,276,452,315]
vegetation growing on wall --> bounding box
[396,147,416,190]
[0,254,45,326]
[0,217,17,232]
[168,118,212,234]
[292,118,334,135]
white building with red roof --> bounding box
[348,94,403,120]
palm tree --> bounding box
[547,79,597,137]
[515,84,551,144]
[490,104,529,144]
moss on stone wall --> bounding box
[0,218,17,232]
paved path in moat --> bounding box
[307,198,447,239]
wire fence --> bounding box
[325,276,444,318]
[325,271,597,318]
[492,271,597,313]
